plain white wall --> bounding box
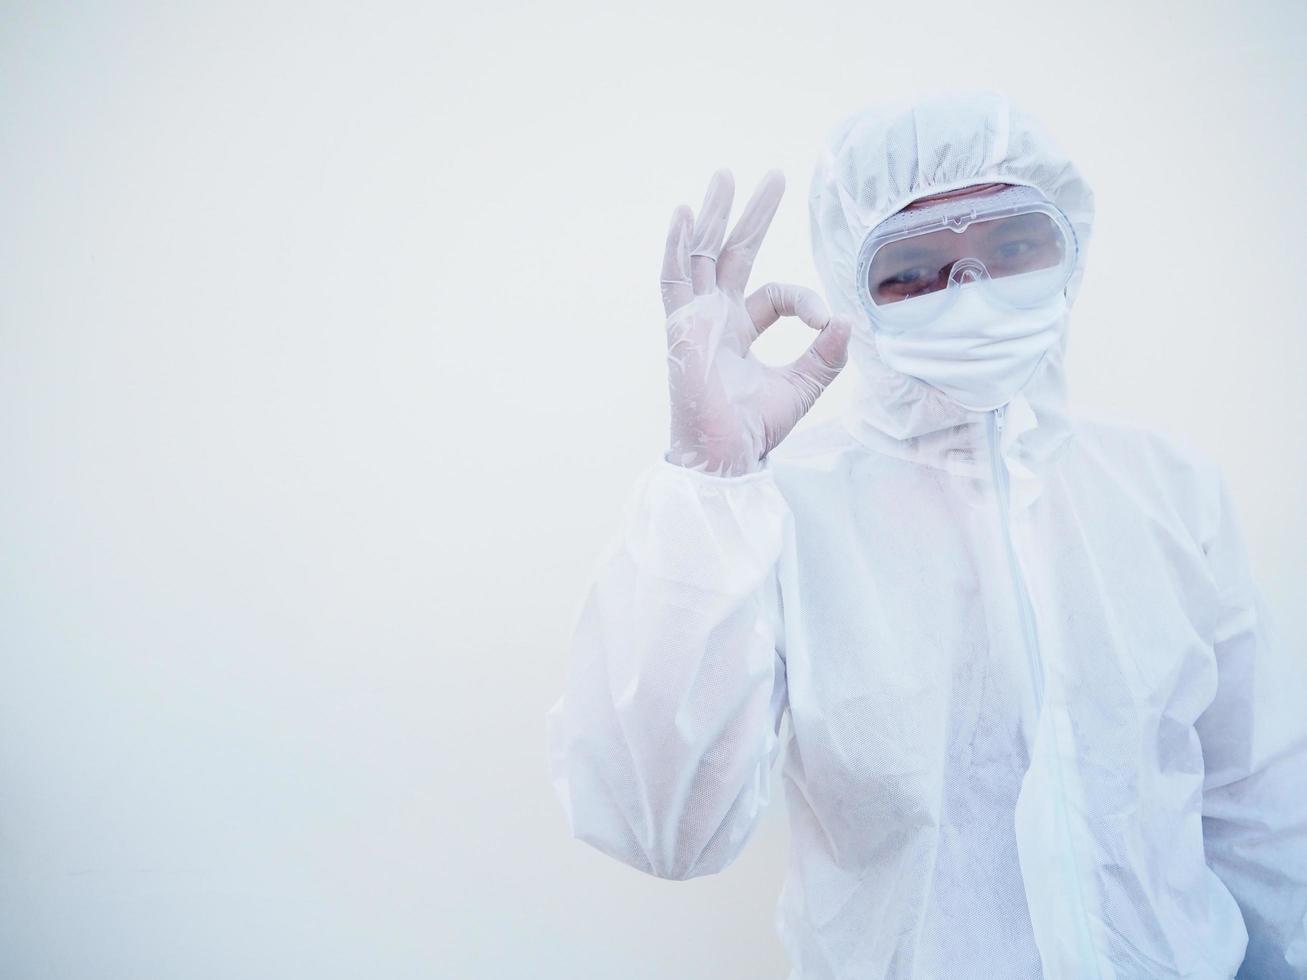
[1,1,1304,977]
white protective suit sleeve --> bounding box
[1195,469,1307,978]
[544,454,790,881]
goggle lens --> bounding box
[867,210,1068,307]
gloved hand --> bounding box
[661,169,853,477]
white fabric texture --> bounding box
[870,279,1067,412]
[545,91,1307,979]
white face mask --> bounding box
[871,282,1067,412]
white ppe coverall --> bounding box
[544,92,1307,979]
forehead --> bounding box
[902,181,1014,211]
[889,210,1054,254]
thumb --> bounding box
[789,312,852,392]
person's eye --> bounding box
[996,239,1037,259]
[881,266,933,288]
[871,260,950,302]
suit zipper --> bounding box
[987,405,1102,978]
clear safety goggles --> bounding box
[855,184,1079,333]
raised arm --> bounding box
[545,458,791,879]
[544,169,851,879]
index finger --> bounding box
[716,169,785,294]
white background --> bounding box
[2,2,1304,977]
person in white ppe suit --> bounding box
[544,91,1307,979]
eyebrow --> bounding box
[880,245,941,264]
[975,214,1047,237]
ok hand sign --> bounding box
[662,169,853,477]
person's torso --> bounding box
[766,413,1246,980]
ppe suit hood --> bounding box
[808,91,1095,481]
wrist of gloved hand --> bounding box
[662,447,767,479]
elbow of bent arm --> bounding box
[546,694,780,881]
[561,756,776,882]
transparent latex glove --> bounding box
[661,169,853,477]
